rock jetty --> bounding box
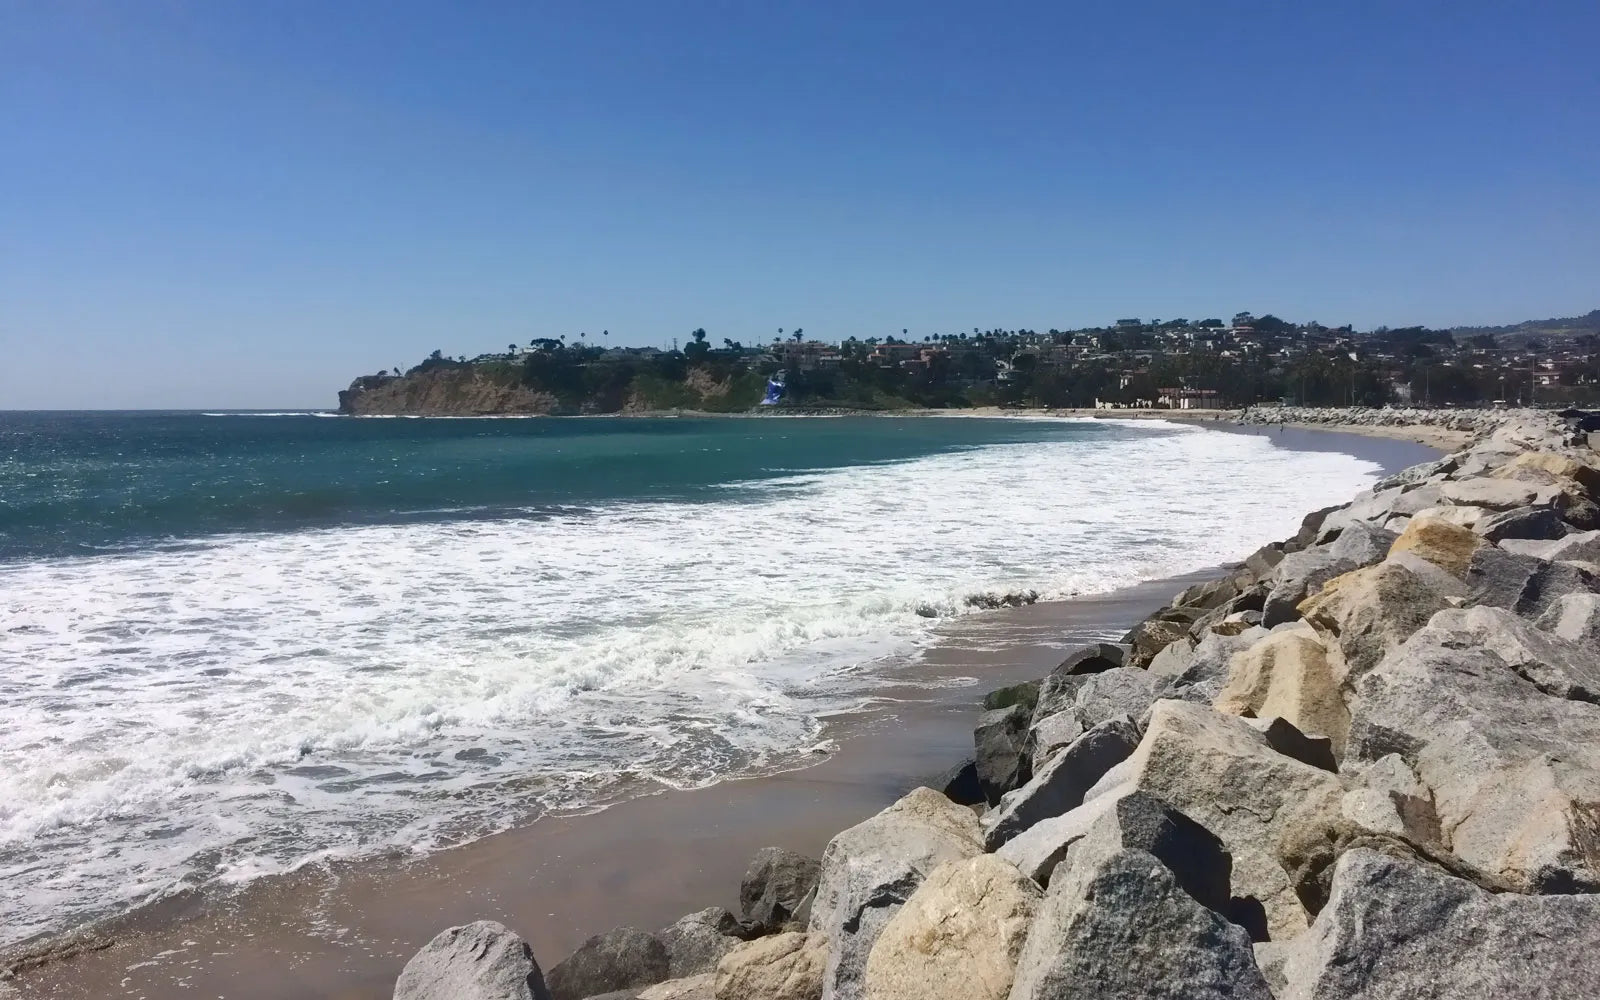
[393,408,1600,1000]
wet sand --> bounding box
[6,430,1439,1000]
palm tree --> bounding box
[791,328,804,342]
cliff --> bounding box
[338,368,559,416]
[394,408,1600,1000]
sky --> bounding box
[3,1,1597,409]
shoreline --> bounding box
[4,425,1441,999]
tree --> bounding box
[686,328,710,362]
[791,328,804,342]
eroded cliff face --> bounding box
[338,369,559,416]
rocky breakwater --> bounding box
[389,408,1600,1000]
[1238,403,1600,440]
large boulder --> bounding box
[981,680,1040,714]
[808,788,984,1000]
[1462,545,1600,619]
[739,848,820,936]
[1008,848,1272,1000]
[1214,625,1349,757]
[974,705,1031,806]
[1500,527,1600,563]
[394,921,553,1000]
[714,932,826,1000]
[1387,517,1485,580]
[1298,560,1455,684]
[982,716,1140,850]
[1062,667,1164,733]
[1346,615,1600,892]
[1052,642,1126,676]
[1280,850,1600,1000]
[1439,478,1542,510]
[1536,591,1600,644]
[659,909,744,979]
[860,855,1040,1000]
[1082,700,1344,939]
[1122,617,1191,669]
[546,927,670,1000]
[1157,626,1269,706]
[925,758,984,806]
[1492,449,1600,494]
[639,976,715,1000]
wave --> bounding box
[0,423,1381,944]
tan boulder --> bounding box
[1214,625,1349,757]
[715,932,826,1000]
[641,975,715,1000]
[862,855,1040,1000]
[1387,516,1486,580]
[1298,560,1453,684]
[1492,450,1600,495]
[1411,504,1489,529]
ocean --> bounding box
[0,411,1386,946]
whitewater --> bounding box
[0,419,1382,945]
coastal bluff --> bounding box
[391,408,1600,1000]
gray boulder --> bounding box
[1027,710,1082,769]
[1068,668,1164,732]
[1065,792,1233,913]
[974,705,1031,806]
[1536,591,1600,644]
[1080,700,1343,939]
[1160,626,1269,707]
[1432,604,1600,703]
[926,757,984,806]
[1476,505,1574,542]
[394,921,552,1000]
[1463,545,1600,619]
[657,909,742,979]
[545,927,669,1000]
[1502,527,1600,562]
[1122,617,1190,669]
[1280,849,1600,1000]
[808,788,984,1000]
[1008,848,1272,1000]
[1052,642,1125,676]
[1347,616,1600,892]
[739,848,819,936]
[982,716,1140,850]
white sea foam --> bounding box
[0,421,1381,943]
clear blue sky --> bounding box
[4,1,1596,408]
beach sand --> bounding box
[5,428,1439,1000]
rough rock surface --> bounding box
[1008,848,1273,1000]
[1347,615,1600,892]
[982,716,1140,850]
[638,975,714,1000]
[1387,517,1485,579]
[1536,591,1600,644]
[861,855,1040,1000]
[808,788,984,1000]
[658,909,744,979]
[394,921,553,1000]
[1280,849,1600,1000]
[546,927,669,1000]
[1085,700,1343,939]
[740,849,820,936]
[974,705,1031,806]
[1298,560,1454,683]
[1463,544,1600,619]
[1214,625,1349,757]
[714,932,826,1000]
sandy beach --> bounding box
[4,426,1440,1000]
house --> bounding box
[1158,387,1223,410]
